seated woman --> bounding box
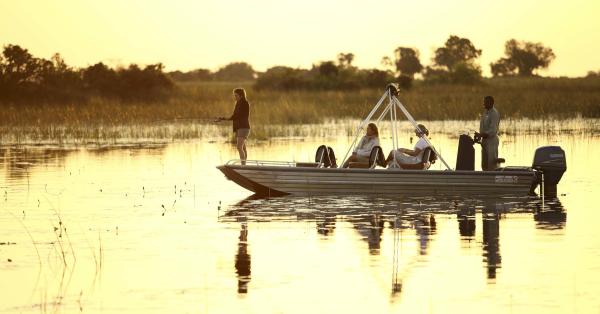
[385,124,430,168]
[342,123,380,168]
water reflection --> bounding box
[457,207,476,239]
[534,198,566,230]
[482,204,501,281]
[0,147,71,181]
[316,214,336,236]
[354,214,384,255]
[235,221,251,294]
[223,194,568,295]
[415,214,436,256]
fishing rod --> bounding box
[150,117,226,124]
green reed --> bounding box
[0,77,598,145]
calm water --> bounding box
[1,120,599,313]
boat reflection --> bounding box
[482,203,501,281]
[353,214,384,255]
[415,214,436,256]
[534,198,566,230]
[221,194,566,297]
[317,214,336,236]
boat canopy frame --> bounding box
[339,84,453,171]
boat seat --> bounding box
[399,147,436,170]
[348,146,385,169]
[315,145,337,168]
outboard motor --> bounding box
[456,134,475,170]
[532,146,567,198]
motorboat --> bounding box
[217,84,566,198]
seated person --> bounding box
[342,123,380,168]
[385,124,430,168]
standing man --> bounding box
[476,96,500,171]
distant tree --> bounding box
[213,62,255,81]
[423,62,482,85]
[317,61,338,77]
[393,47,423,79]
[451,62,482,84]
[433,35,482,71]
[169,68,212,81]
[117,63,173,99]
[360,69,394,88]
[1,44,39,86]
[255,66,310,90]
[424,35,482,84]
[587,70,600,78]
[337,53,354,68]
[380,56,393,70]
[82,62,118,94]
[490,58,516,77]
[490,39,556,77]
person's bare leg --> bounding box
[237,137,247,165]
[384,151,394,167]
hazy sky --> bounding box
[1,0,599,77]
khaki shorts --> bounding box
[236,128,250,138]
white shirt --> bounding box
[354,136,380,158]
[414,137,429,161]
[393,137,429,165]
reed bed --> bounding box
[0,78,598,145]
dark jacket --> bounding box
[228,99,250,132]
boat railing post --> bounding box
[389,91,398,153]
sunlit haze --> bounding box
[1,0,599,76]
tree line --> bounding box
[0,44,173,103]
[0,35,593,102]
[171,35,564,90]
[254,35,559,90]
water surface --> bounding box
[0,120,599,313]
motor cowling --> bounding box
[532,146,566,197]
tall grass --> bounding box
[0,77,598,145]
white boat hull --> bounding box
[217,164,536,197]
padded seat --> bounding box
[348,146,385,169]
[398,147,436,170]
[315,145,337,168]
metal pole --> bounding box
[375,104,391,123]
[389,92,397,152]
[541,172,545,208]
[392,96,453,171]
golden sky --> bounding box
[1,0,599,77]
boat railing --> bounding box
[226,159,300,167]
